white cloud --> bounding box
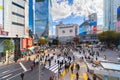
[52,0,103,21]
[52,0,71,21]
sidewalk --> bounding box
[0,54,37,67]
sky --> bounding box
[30,0,104,36]
[49,0,104,36]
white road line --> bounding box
[1,74,12,79]
[2,70,10,74]
[19,62,27,71]
[54,69,58,73]
[49,64,58,70]
[51,65,58,72]
[0,68,22,77]
[6,72,21,80]
[6,69,31,80]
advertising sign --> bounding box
[27,38,33,47]
[116,21,120,32]
[0,0,3,29]
[22,38,27,49]
[93,26,97,32]
[117,6,120,21]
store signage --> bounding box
[22,38,27,49]
[0,30,9,36]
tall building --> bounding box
[104,0,120,31]
[0,0,29,60]
[34,0,52,40]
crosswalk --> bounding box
[45,56,73,73]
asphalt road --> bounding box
[0,47,119,80]
[0,61,33,80]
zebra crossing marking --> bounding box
[45,56,73,73]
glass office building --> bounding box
[34,0,52,40]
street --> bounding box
[0,47,120,80]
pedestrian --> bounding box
[71,64,74,73]
[73,56,75,61]
[30,63,34,71]
[20,72,24,80]
[76,64,80,71]
[76,72,79,80]
[93,74,96,80]
[49,76,53,80]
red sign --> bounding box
[27,38,33,47]
[0,30,9,36]
[22,38,27,49]
[93,26,97,32]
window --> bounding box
[62,30,65,33]
[12,22,24,26]
[70,29,73,33]
[12,12,24,18]
[12,2,24,9]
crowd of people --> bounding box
[24,45,103,80]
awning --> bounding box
[21,51,28,54]
[28,46,35,50]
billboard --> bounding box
[0,0,3,29]
[116,21,120,32]
[27,38,33,47]
[117,6,120,21]
[22,38,27,49]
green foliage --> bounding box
[38,38,49,45]
[98,31,120,47]
[52,39,59,45]
[3,40,14,53]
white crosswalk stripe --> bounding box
[45,56,73,73]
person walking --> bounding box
[93,74,96,80]
[49,76,53,80]
[76,72,79,80]
[20,72,24,80]
[30,63,34,71]
[71,64,74,73]
[76,63,80,71]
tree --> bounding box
[98,31,120,47]
[52,39,59,45]
[3,40,14,64]
[3,40,14,53]
[38,38,49,45]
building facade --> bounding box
[104,0,120,31]
[3,0,27,37]
[56,22,78,42]
[0,0,29,60]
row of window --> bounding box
[12,12,24,18]
[62,30,73,33]
[12,2,24,9]
[12,22,24,26]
